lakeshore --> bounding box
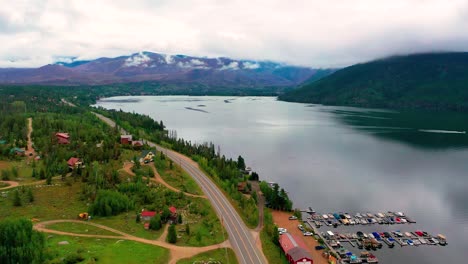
[96,95,467,264]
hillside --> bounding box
[279,53,468,111]
[0,52,330,94]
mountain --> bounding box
[0,52,329,92]
[279,52,468,111]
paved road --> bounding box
[93,112,267,264]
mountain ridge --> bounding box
[279,52,468,111]
[0,51,333,89]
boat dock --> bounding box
[306,209,417,226]
[302,208,447,263]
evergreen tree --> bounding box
[272,225,279,245]
[1,170,10,181]
[39,169,45,180]
[135,214,141,223]
[149,214,162,230]
[185,224,190,235]
[237,155,246,170]
[12,189,22,206]
[0,218,46,264]
[177,214,182,224]
[27,188,34,203]
[167,224,177,244]
[161,206,171,223]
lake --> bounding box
[96,96,468,264]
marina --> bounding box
[305,209,417,227]
[302,209,447,263]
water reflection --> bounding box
[326,108,468,149]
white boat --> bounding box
[377,213,385,218]
[322,214,329,219]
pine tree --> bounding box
[27,188,34,202]
[135,214,141,223]
[177,214,182,224]
[12,189,22,206]
[46,174,52,185]
[185,224,190,235]
[149,214,162,230]
[167,224,177,244]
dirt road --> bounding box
[121,162,206,198]
[25,117,35,158]
[0,181,19,190]
[35,219,231,264]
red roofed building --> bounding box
[169,206,177,215]
[141,211,156,221]
[120,135,133,145]
[132,140,144,148]
[279,233,313,264]
[67,157,82,169]
[56,132,70,144]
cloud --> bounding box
[219,61,239,70]
[124,52,151,67]
[0,0,467,67]
[242,62,260,70]
[176,59,209,69]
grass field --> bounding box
[92,214,165,240]
[0,180,87,221]
[176,248,238,264]
[176,198,225,247]
[46,222,122,236]
[0,160,11,170]
[45,235,169,264]
[0,182,9,188]
[154,154,203,195]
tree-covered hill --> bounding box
[279,52,468,111]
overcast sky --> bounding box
[0,0,467,68]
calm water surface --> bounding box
[96,96,468,264]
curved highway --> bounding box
[93,112,267,264]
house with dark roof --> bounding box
[10,147,25,156]
[56,132,70,144]
[279,233,313,264]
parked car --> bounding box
[303,231,313,236]
[315,245,326,250]
[289,215,298,220]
